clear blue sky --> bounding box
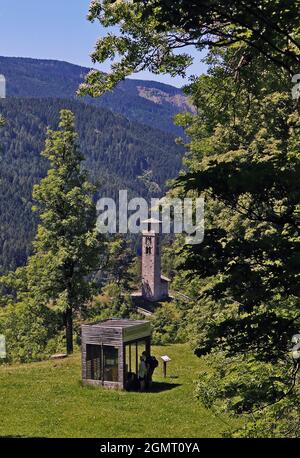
[0,0,206,87]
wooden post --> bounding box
[146,337,151,355]
[65,308,73,354]
[163,361,167,378]
[101,344,104,386]
[129,344,131,372]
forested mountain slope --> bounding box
[0,56,192,136]
[0,97,183,273]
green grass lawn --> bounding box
[0,343,233,438]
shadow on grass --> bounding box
[148,381,181,393]
[78,379,181,393]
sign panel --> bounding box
[161,355,171,362]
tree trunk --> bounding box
[65,307,73,354]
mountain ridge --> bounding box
[0,56,192,136]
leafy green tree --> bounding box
[77,0,300,435]
[83,282,136,322]
[170,50,300,435]
[175,58,300,355]
[79,0,300,97]
[0,300,60,363]
[105,236,134,287]
[5,110,104,354]
[151,301,185,345]
[138,170,162,195]
[195,351,300,438]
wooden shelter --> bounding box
[81,319,151,389]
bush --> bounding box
[82,282,138,323]
[151,301,186,345]
[195,351,300,438]
[0,301,61,363]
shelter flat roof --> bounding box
[85,319,149,329]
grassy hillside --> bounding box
[0,344,235,438]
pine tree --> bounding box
[14,110,104,353]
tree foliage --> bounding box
[104,236,135,287]
[0,97,183,273]
[0,300,61,363]
[79,0,300,97]
[174,53,300,354]
[173,52,300,434]
[87,0,300,437]
[3,110,104,354]
[82,281,137,323]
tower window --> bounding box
[146,246,152,255]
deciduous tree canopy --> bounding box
[79,0,300,96]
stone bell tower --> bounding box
[141,218,169,302]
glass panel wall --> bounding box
[103,346,119,382]
[86,344,102,380]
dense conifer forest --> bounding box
[0,97,183,273]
